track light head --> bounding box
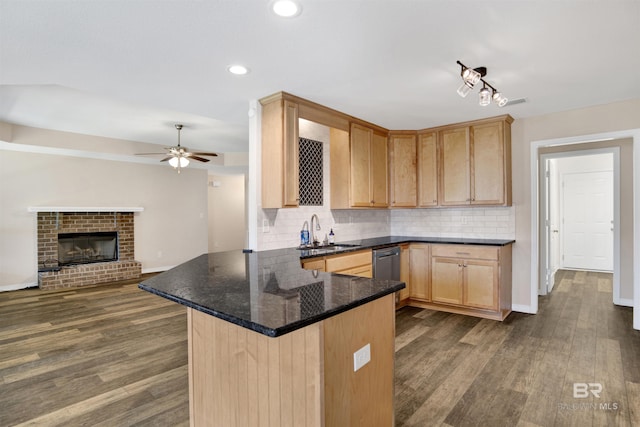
[479,84,491,106]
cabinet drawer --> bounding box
[325,250,372,272]
[335,265,373,278]
[301,258,325,271]
[431,244,498,260]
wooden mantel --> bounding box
[27,206,144,212]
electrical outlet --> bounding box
[353,343,371,372]
[262,219,269,233]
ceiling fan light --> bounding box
[169,156,190,168]
[479,87,491,106]
[457,82,472,98]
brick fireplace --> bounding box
[36,211,142,290]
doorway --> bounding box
[207,174,247,252]
[540,150,616,295]
[530,131,640,332]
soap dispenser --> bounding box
[328,228,335,245]
[300,221,310,247]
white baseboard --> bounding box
[142,266,174,274]
[511,304,537,314]
[0,282,38,292]
[614,298,633,307]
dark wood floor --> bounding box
[1,270,639,426]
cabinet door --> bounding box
[409,244,430,301]
[417,132,438,207]
[463,259,499,310]
[471,121,504,205]
[431,257,463,305]
[261,98,299,208]
[439,127,470,206]
[390,134,417,207]
[350,124,373,207]
[283,100,300,207]
[371,131,389,207]
[398,244,410,302]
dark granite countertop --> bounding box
[298,235,515,258]
[139,248,405,337]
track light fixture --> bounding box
[456,60,508,107]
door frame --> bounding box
[530,128,640,331]
[539,148,618,298]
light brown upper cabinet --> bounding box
[437,116,513,207]
[417,132,438,207]
[470,120,511,205]
[261,96,300,209]
[350,123,389,208]
[439,127,470,206]
[389,133,417,207]
[259,91,512,210]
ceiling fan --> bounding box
[136,124,218,172]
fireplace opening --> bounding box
[58,232,118,266]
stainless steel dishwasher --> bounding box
[372,246,400,280]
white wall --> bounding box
[208,174,246,252]
[0,134,209,290]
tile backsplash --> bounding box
[257,206,514,251]
[390,207,515,239]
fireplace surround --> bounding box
[35,210,142,290]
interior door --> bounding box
[562,171,613,271]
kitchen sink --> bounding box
[297,243,360,250]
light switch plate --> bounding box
[353,343,371,372]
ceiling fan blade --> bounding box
[188,155,211,163]
[159,156,174,162]
[135,152,168,156]
[190,152,218,157]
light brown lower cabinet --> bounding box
[401,243,512,321]
[397,244,410,306]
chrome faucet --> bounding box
[310,214,321,246]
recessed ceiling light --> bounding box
[227,65,249,75]
[272,0,302,18]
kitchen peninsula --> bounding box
[139,248,405,427]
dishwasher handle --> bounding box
[373,247,400,258]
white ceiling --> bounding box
[1,0,639,164]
